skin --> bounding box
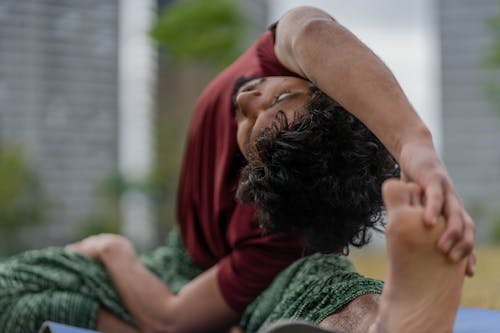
[67,237,239,333]
[234,76,470,331]
[234,76,313,158]
[273,6,475,274]
[70,180,467,333]
[319,294,380,333]
[319,180,467,333]
[66,6,474,333]
[370,180,466,333]
[96,309,140,333]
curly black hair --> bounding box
[236,87,399,253]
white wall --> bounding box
[118,0,156,248]
[269,0,442,151]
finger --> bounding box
[228,327,245,333]
[400,170,409,181]
[451,211,475,265]
[448,216,474,262]
[423,182,444,226]
[465,251,477,277]
[437,196,464,254]
[65,242,80,251]
[407,183,422,206]
[382,179,411,210]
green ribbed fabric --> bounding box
[0,231,382,333]
[241,253,384,333]
[0,229,203,333]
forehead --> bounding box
[233,75,311,93]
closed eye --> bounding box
[270,91,294,108]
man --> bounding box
[0,6,473,333]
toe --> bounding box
[408,183,423,206]
[382,179,412,210]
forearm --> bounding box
[276,7,433,160]
[98,239,239,333]
[100,241,176,333]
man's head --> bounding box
[234,76,313,158]
[234,77,399,253]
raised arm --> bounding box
[274,6,475,273]
[274,7,425,160]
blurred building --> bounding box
[0,0,268,248]
[438,0,500,238]
[0,0,120,245]
[3,0,496,247]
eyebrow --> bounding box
[269,92,301,109]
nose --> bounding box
[236,89,263,118]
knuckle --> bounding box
[464,214,475,226]
[466,221,476,232]
[446,224,462,239]
[462,242,473,253]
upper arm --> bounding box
[274,6,335,78]
[167,235,302,333]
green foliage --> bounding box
[0,145,45,255]
[146,0,254,241]
[149,104,190,236]
[484,3,500,116]
[484,11,500,67]
[150,0,247,67]
[78,173,125,238]
[78,173,161,242]
[484,3,500,244]
[491,212,500,244]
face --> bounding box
[235,76,313,158]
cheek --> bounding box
[236,121,249,156]
[236,113,274,158]
[251,113,273,143]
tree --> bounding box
[484,3,500,116]
[484,2,500,243]
[150,0,248,68]
[142,0,252,242]
[0,145,45,255]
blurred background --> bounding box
[0,0,499,306]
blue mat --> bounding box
[454,307,500,333]
[38,322,101,333]
[38,307,500,333]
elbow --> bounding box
[140,320,173,333]
[282,6,337,49]
[137,305,179,333]
[141,321,177,333]
[290,14,342,58]
[283,6,336,25]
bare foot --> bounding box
[369,179,467,333]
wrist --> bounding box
[397,125,435,160]
[99,236,134,264]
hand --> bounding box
[399,141,476,276]
[228,326,245,333]
[66,234,134,261]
